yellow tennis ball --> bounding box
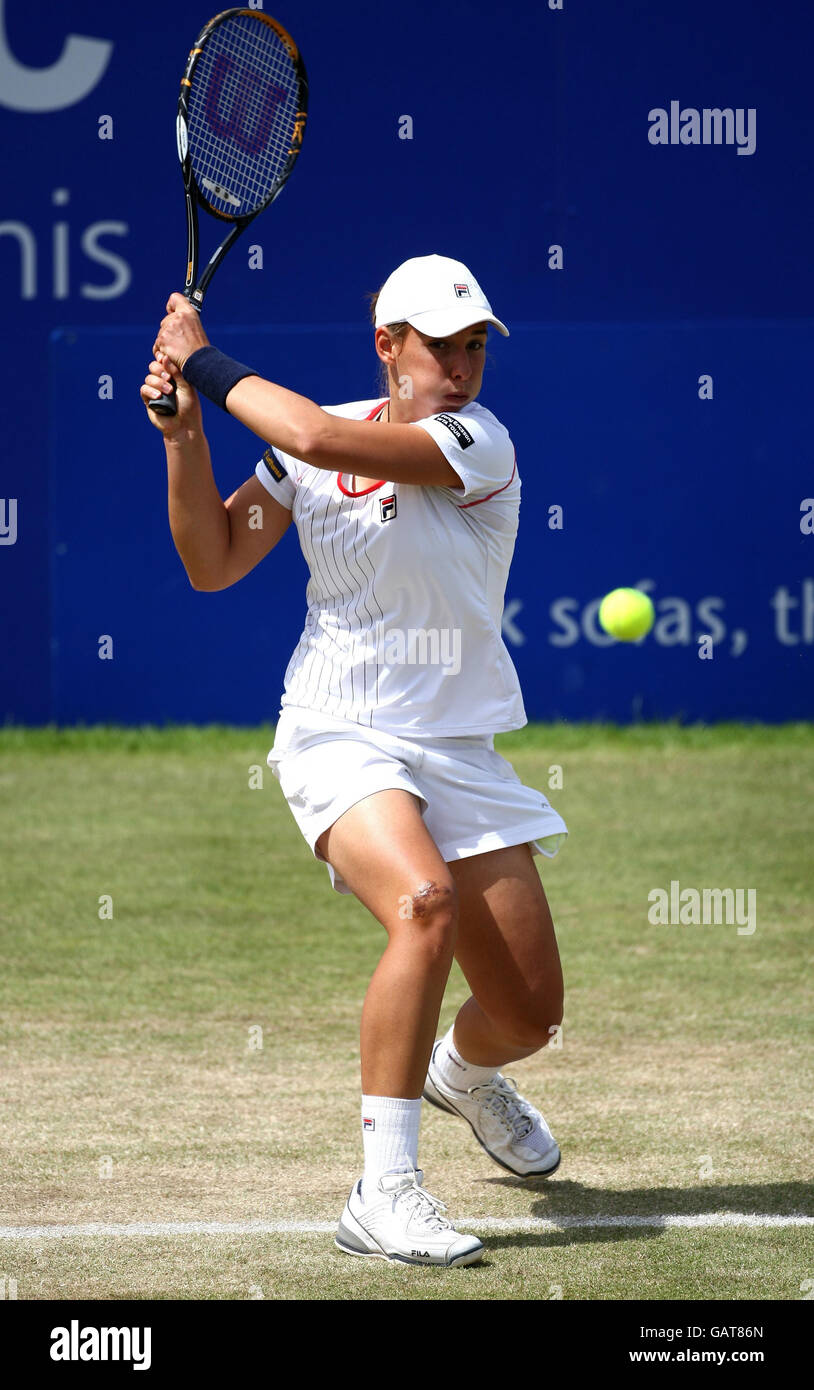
[599,588,655,641]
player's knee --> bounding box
[500,992,564,1051]
[539,994,565,1048]
[506,1020,561,1052]
[404,879,458,954]
[531,978,564,1046]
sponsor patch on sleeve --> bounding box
[262,448,288,482]
[434,413,475,449]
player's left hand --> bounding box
[153,293,210,371]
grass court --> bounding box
[0,722,811,1300]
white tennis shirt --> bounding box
[254,397,528,736]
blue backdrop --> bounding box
[1,0,812,723]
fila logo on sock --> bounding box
[362,1117,375,1131]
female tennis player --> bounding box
[142,254,568,1268]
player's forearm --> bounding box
[164,430,230,590]
[225,374,326,461]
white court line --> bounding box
[0,1214,811,1240]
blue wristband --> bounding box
[182,346,258,410]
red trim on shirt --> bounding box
[457,457,517,508]
[337,475,388,497]
[336,400,389,496]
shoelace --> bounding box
[468,1076,537,1139]
[393,1174,453,1232]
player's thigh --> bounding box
[449,843,563,1026]
[316,789,457,931]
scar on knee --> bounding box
[410,880,447,918]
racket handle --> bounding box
[149,381,178,417]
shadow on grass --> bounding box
[470,1177,813,1249]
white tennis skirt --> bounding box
[267,705,568,894]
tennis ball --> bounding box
[598,588,655,642]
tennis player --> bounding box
[142,253,568,1268]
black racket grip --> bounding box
[149,380,178,417]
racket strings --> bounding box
[187,14,301,217]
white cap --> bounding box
[374,254,509,338]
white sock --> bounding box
[361,1095,422,1198]
[434,1024,499,1092]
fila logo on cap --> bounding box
[380,495,397,522]
[454,283,471,297]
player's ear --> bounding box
[374,326,395,364]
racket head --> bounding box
[178,9,308,238]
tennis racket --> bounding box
[149,7,308,416]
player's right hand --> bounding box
[140,354,202,434]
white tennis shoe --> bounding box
[423,1042,561,1177]
[335,1169,484,1267]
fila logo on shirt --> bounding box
[379,495,397,522]
[454,283,471,297]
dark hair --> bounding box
[365,288,410,399]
